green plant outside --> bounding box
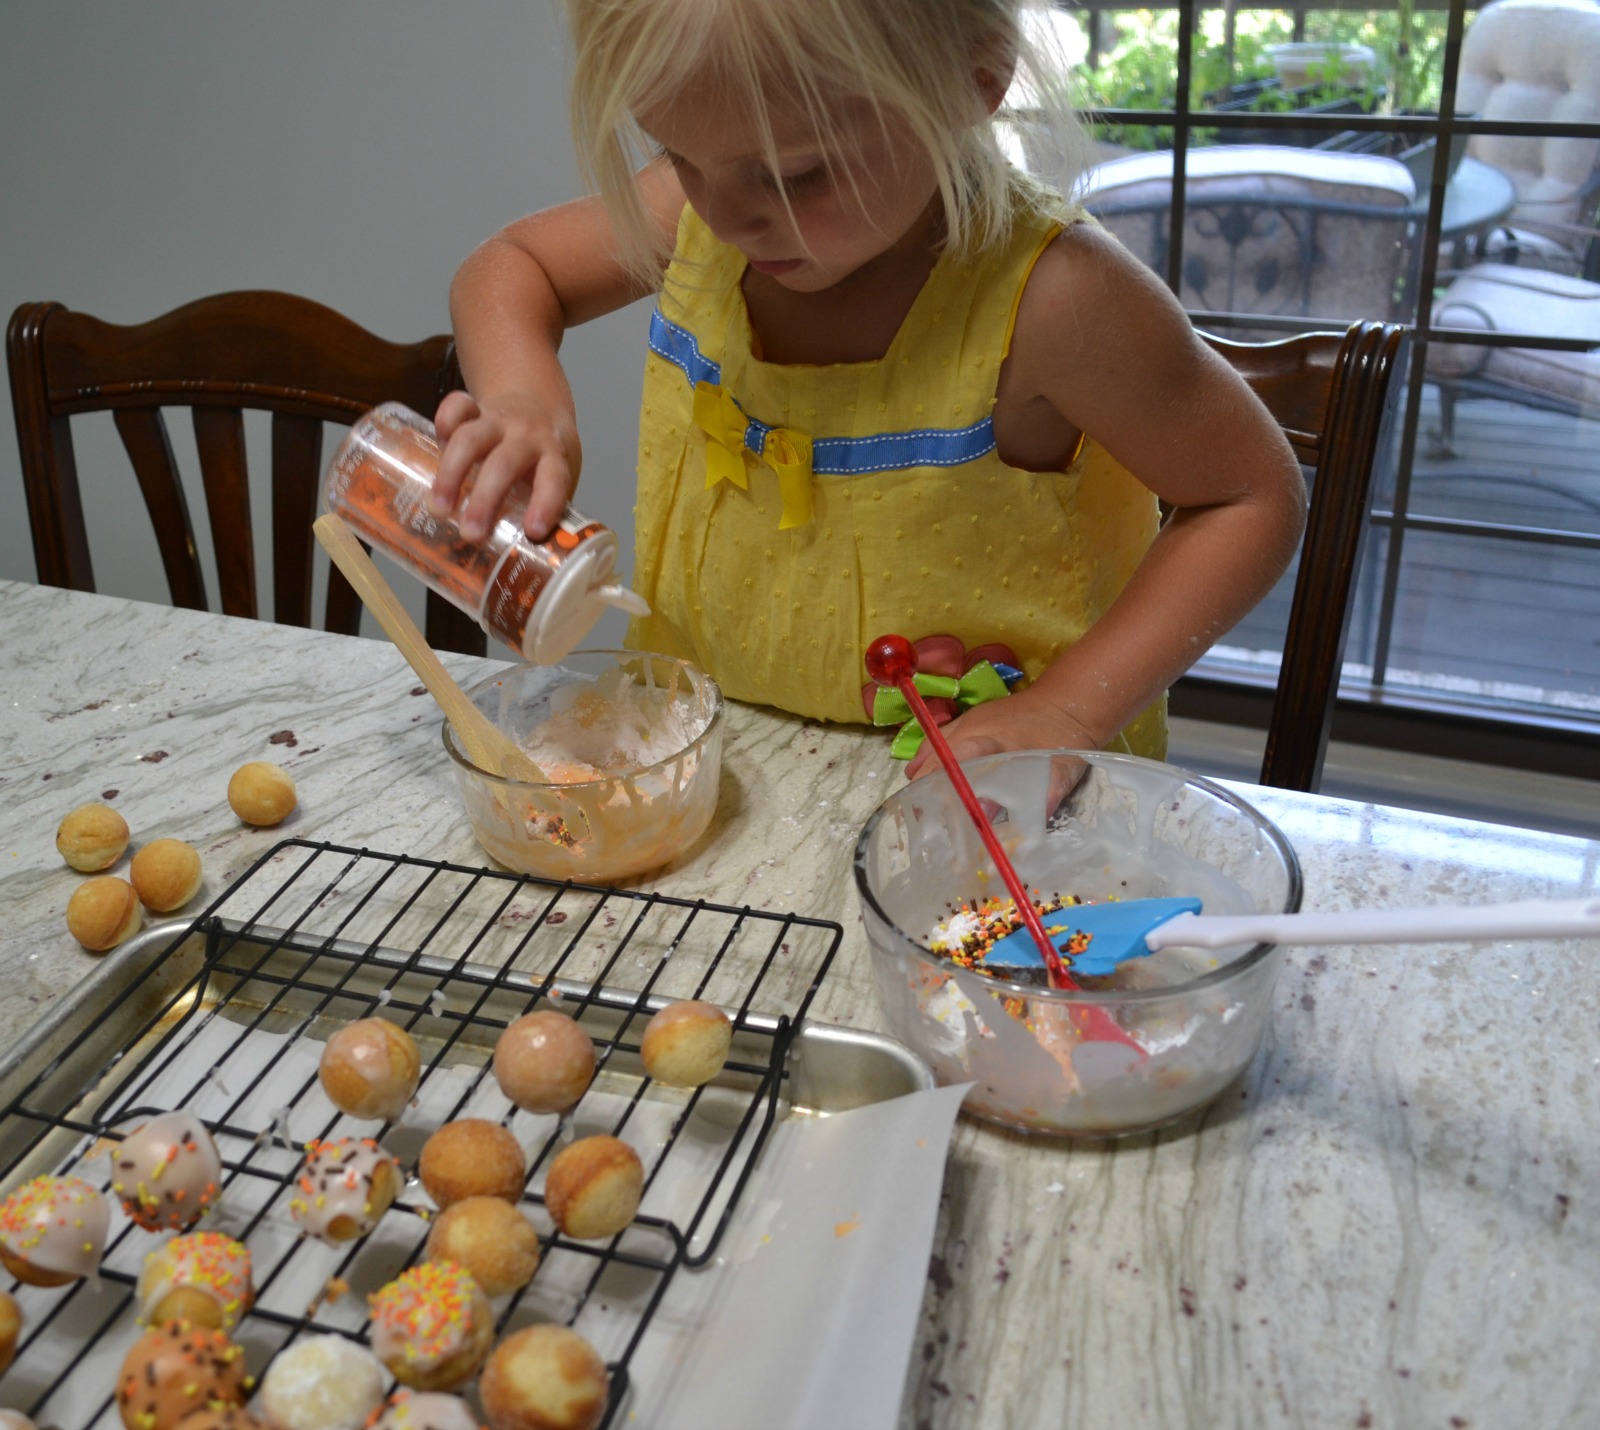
[1075,5,1454,149]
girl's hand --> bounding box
[432,390,581,543]
[902,685,1099,781]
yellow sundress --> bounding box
[626,183,1166,758]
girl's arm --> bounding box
[435,160,686,540]
[910,222,1308,774]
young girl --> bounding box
[433,0,1306,774]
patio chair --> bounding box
[1191,320,1409,792]
[1429,262,1600,446]
[1080,145,1417,331]
[1456,0,1600,277]
[7,290,485,655]
[1427,0,1600,446]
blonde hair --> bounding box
[562,0,1090,284]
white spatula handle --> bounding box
[1147,896,1600,950]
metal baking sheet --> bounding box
[0,845,930,1428]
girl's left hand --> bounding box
[902,686,1099,781]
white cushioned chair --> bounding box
[1430,262,1600,438]
[1080,145,1417,329]
[1429,0,1600,444]
[1457,0,1600,275]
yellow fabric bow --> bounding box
[693,381,814,530]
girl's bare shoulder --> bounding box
[1008,218,1211,396]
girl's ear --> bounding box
[974,31,1018,115]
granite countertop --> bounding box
[4,578,1598,1429]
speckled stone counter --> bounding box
[4,579,1598,1430]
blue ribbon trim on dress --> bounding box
[648,306,724,389]
[649,308,997,476]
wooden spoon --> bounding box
[313,513,548,782]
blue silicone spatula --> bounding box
[983,894,1600,976]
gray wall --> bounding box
[2,2,647,645]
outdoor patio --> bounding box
[1219,380,1600,716]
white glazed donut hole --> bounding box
[318,1017,421,1122]
[288,1138,402,1244]
[369,1392,480,1430]
[492,1009,596,1115]
[640,1000,732,1087]
[368,1262,496,1391]
[136,1230,254,1332]
[113,1110,224,1231]
[0,1174,110,1285]
[256,1333,387,1430]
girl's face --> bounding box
[639,82,943,293]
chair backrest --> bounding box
[7,290,485,656]
[1196,319,1410,792]
[1083,146,1416,326]
[1458,0,1600,239]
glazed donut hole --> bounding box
[368,1394,480,1430]
[177,1410,269,1430]
[56,801,130,871]
[256,1333,387,1430]
[480,1324,610,1430]
[66,875,143,951]
[136,1231,254,1333]
[288,1138,403,1245]
[418,1118,526,1209]
[227,761,298,827]
[129,837,204,912]
[114,1320,251,1430]
[369,1261,496,1391]
[112,1109,224,1231]
[543,1135,644,1241]
[425,1195,541,1297]
[0,1176,109,1287]
[640,1000,733,1088]
[492,1009,597,1115]
[319,1016,422,1122]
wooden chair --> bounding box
[7,290,486,656]
[1193,319,1410,792]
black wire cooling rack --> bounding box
[0,839,844,1427]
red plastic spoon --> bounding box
[864,634,1144,1057]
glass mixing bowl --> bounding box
[443,651,724,883]
[853,750,1301,1137]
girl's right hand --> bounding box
[431,389,581,543]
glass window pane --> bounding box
[1070,7,1179,122]
[1379,527,1600,712]
[1025,1,1600,745]
[1406,391,1600,540]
